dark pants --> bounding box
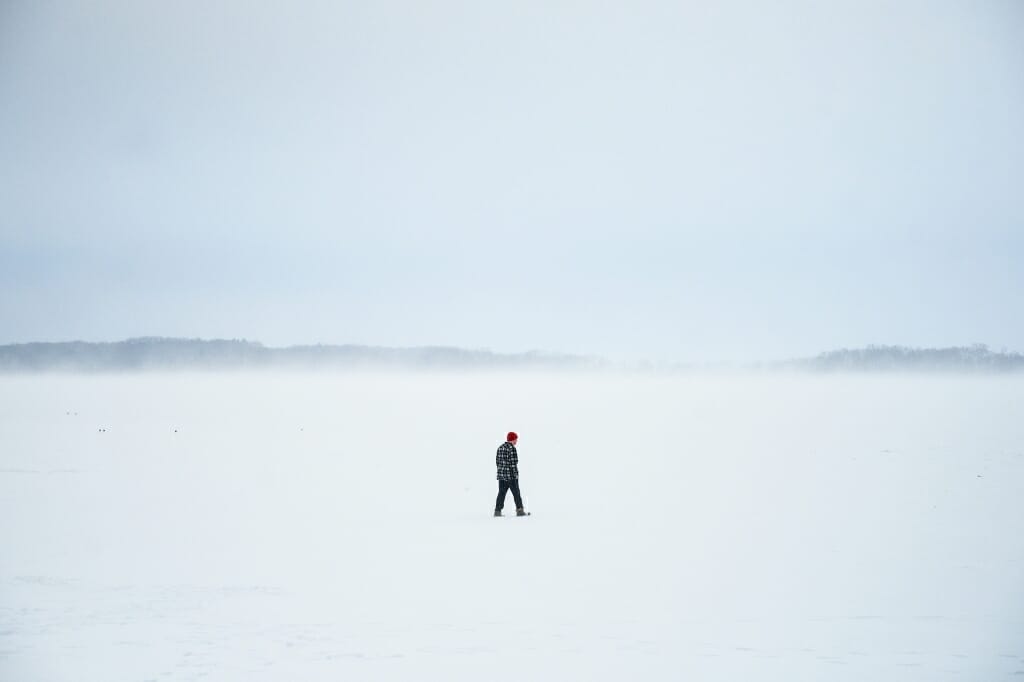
[495,479,524,511]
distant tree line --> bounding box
[786,344,1024,373]
[0,337,604,372]
[1,339,1021,373]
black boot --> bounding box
[494,510,502,517]
[516,507,527,517]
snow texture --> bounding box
[1,372,1022,680]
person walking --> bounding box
[495,431,527,517]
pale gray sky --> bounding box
[1,0,1022,362]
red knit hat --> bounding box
[507,431,518,442]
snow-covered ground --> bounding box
[1,371,1022,681]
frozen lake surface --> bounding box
[2,371,1022,680]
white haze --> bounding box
[2,371,1022,680]
[2,1,1023,361]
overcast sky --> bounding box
[1,1,1022,362]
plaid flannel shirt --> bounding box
[495,441,519,481]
